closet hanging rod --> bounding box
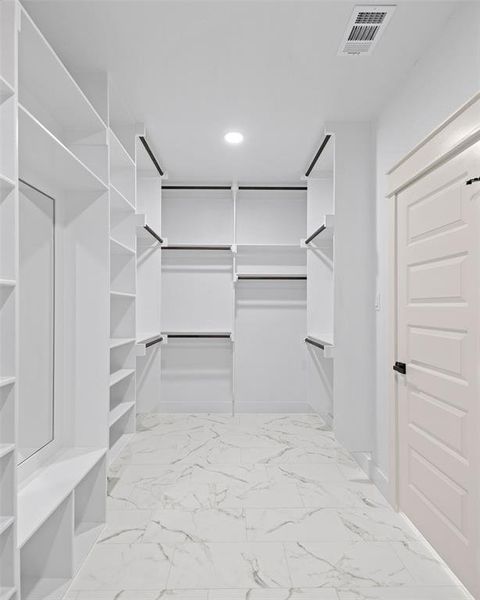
[163,185,231,190]
[166,333,232,339]
[162,185,307,191]
[305,134,331,178]
[305,224,326,245]
[237,275,307,280]
[145,335,163,348]
[139,135,164,177]
[238,186,307,191]
[163,245,232,251]
[143,224,164,244]
[305,336,327,350]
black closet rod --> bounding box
[139,135,164,177]
[237,275,307,280]
[305,336,325,350]
[162,185,307,191]
[167,333,231,339]
[304,134,331,178]
[144,224,164,244]
[145,336,163,348]
[305,224,326,245]
[163,245,231,251]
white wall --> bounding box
[374,2,480,489]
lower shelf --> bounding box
[21,577,70,600]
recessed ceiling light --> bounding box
[224,131,244,145]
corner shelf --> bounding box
[136,213,163,245]
[0,587,16,600]
[110,368,135,388]
[110,237,135,255]
[109,402,135,428]
[0,377,15,390]
[109,338,135,350]
[303,214,334,245]
[305,335,335,359]
[0,280,15,288]
[0,445,14,460]
[0,175,15,192]
[110,290,135,300]
[18,105,108,193]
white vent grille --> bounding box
[339,5,396,56]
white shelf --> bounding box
[21,577,70,600]
[17,447,106,547]
[0,174,14,191]
[110,184,135,213]
[110,368,135,388]
[109,129,135,168]
[0,587,16,600]
[109,402,135,428]
[109,338,135,350]
[18,105,108,193]
[0,516,14,537]
[0,76,14,106]
[110,237,135,255]
[0,444,14,460]
[108,433,134,465]
[0,377,15,389]
[0,280,15,288]
[110,290,135,299]
[18,7,106,134]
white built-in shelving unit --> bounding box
[0,2,18,598]
[134,133,163,412]
[108,118,137,465]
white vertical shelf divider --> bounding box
[0,1,18,599]
[108,95,137,464]
[134,128,164,413]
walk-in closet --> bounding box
[1,1,480,598]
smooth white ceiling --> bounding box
[24,0,458,183]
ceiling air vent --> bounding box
[338,5,396,56]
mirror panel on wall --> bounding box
[18,181,55,464]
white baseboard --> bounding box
[371,463,390,503]
[352,451,373,478]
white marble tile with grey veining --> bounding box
[246,508,353,542]
[267,463,347,487]
[97,510,152,544]
[284,541,414,588]
[167,542,292,589]
[108,479,221,511]
[143,507,247,543]
[337,587,473,599]
[216,480,304,508]
[188,463,269,486]
[65,591,208,599]
[391,540,466,586]
[208,590,338,599]
[70,543,174,591]
[336,509,416,542]
[298,481,390,509]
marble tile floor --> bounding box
[63,413,473,600]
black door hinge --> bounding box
[466,177,480,185]
[393,361,406,375]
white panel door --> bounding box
[396,143,480,596]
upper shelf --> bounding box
[18,105,108,193]
[136,213,163,245]
[303,215,334,245]
[18,8,106,136]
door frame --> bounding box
[385,90,480,508]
